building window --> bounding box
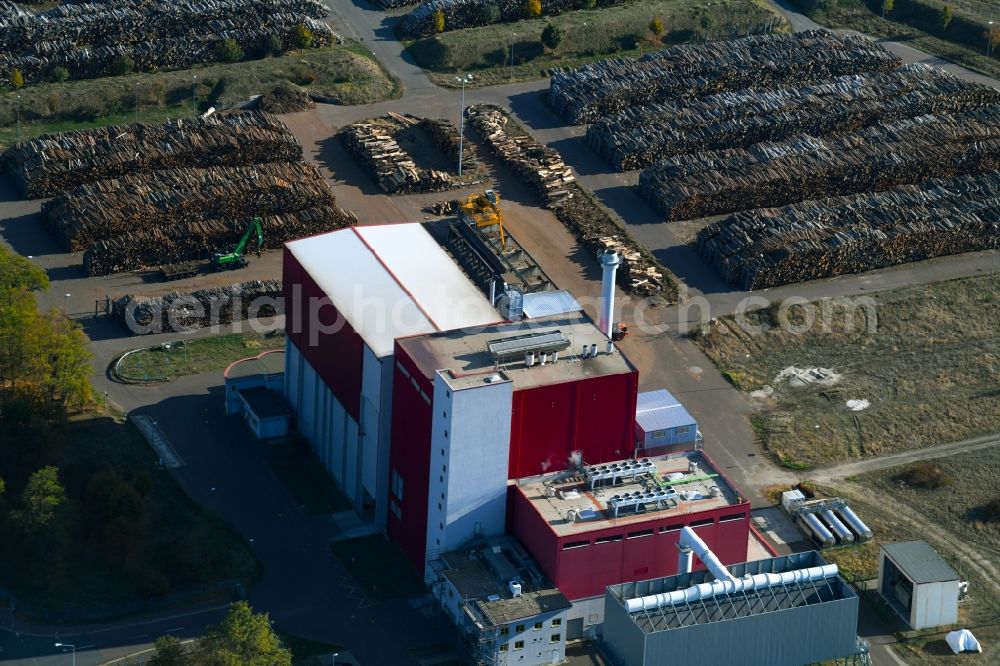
[652,429,667,439]
[499,644,508,653]
[562,540,589,550]
[514,641,524,651]
[659,525,681,534]
[533,622,543,631]
[720,512,745,522]
[442,465,447,473]
[441,448,445,456]
[627,529,654,539]
[676,425,691,435]
[689,518,714,528]
[551,618,562,627]
[444,430,448,437]
[443,411,447,418]
[439,523,444,531]
[595,534,623,544]
[550,634,561,643]
[515,624,525,633]
[438,503,442,511]
[500,627,509,637]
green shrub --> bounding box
[9,68,24,89]
[287,63,317,85]
[432,8,446,33]
[541,24,563,50]
[111,55,135,76]
[214,38,244,63]
[478,3,500,24]
[266,33,284,56]
[896,462,951,489]
[289,23,314,49]
[49,66,70,83]
[649,15,666,37]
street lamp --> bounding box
[54,642,76,666]
[454,74,473,177]
[989,21,995,59]
[192,75,198,116]
[16,93,21,143]
[509,33,516,82]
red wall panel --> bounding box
[386,343,435,573]
[508,371,638,479]
[283,248,364,422]
[510,487,751,600]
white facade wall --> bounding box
[499,609,568,665]
[912,580,960,629]
[566,595,606,640]
[425,373,513,564]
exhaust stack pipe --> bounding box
[599,251,621,339]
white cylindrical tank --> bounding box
[799,513,836,548]
[820,509,855,544]
[836,505,873,542]
[599,251,621,338]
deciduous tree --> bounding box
[432,8,445,33]
[541,23,563,50]
[200,602,292,666]
[524,0,542,19]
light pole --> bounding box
[135,81,140,122]
[455,74,473,177]
[989,21,995,58]
[54,642,76,666]
[16,93,21,143]
[509,33,515,82]
[192,75,197,116]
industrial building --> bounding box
[432,537,571,666]
[508,451,750,637]
[878,541,960,630]
[282,224,500,524]
[604,549,868,666]
[389,314,639,575]
[634,389,698,453]
[224,350,290,439]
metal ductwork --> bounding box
[676,526,736,582]
[624,564,840,613]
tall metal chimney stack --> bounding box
[599,250,621,339]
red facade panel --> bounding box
[510,485,750,600]
[508,371,639,479]
[283,248,364,421]
[386,342,435,573]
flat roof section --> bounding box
[439,542,571,627]
[239,387,292,420]
[515,451,745,538]
[286,224,501,357]
[224,349,285,379]
[636,389,697,432]
[882,541,959,584]
[398,314,634,391]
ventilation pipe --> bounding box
[820,509,854,544]
[599,251,621,339]
[675,526,736,582]
[835,505,873,542]
[581,345,589,359]
[590,343,598,358]
[624,564,840,613]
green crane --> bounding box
[212,217,264,271]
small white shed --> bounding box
[878,541,960,630]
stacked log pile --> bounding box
[638,106,1000,221]
[402,0,622,37]
[84,206,357,276]
[466,104,574,206]
[466,104,676,299]
[697,171,1000,289]
[44,161,338,251]
[341,119,451,194]
[375,0,418,7]
[588,64,1000,171]
[549,30,900,124]
[112,279,283,334]
[419,117,476,171]
[0,0,333,84]
[4,111,301,199]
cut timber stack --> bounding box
[44,161,338,251]
[0,0,333,84]
[4,111,301,199]
[698,170,1000,289]
[419,118,476,171]
[465,104,675,300]
[402,0,622,37]
[112,279,283,334]
[341,120,451,194]
[466,104,574,206]
[84,206,357,276]
[638,106,1000,221]
[588,64,1000,171]
[550,30,900,124]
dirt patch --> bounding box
[696,273,1000,467]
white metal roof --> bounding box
[286,224,500,357]
[522,290,582,318]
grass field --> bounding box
[789,0,1000,80]
[405,0,787,87]
[116,332,285,383]
[266,437,352,514]
[694,272,1000,468]
[813,448,1000,664]
[0,44,400,149]
[0,414,260,615]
